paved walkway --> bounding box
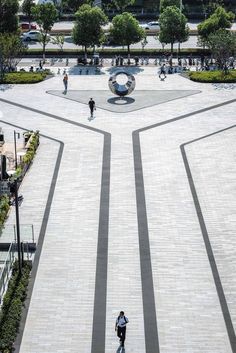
[0,67,235,353]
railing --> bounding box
[0,224,35,244]
[0,243,15,304]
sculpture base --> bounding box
[47,90,201,113]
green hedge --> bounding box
[0,195,10,227]
[0,71,49,84]
[24,48,211,57]
[189,70,236,83]
[0,261,32,353]
[13,131,40,180]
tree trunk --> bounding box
[128,44,130,56]
[43,41,46,63]
[171,42,173,55]
[84,46,87,63]
[178,42,180,59]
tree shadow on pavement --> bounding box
[106,66,144,75]
[0,84,12,92]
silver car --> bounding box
[21,30,50,41]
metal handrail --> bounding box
[0,243,15,304]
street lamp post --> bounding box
[14,130,20,170]
[13,130,22,274]
[14,178,22,274]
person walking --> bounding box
[115,311,129,347]
[63,73,68,94]
[88,98,96,119]
[159,63,166,81]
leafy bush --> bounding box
[189,70,236,83]
[0,71,49,84]
[22,131,39,166]
[0,195,10,227]
[0,261,32,353]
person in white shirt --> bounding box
[115,311,129,347]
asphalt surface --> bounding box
[25,35,200,50]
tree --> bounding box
[159,6,189,54]
[159,0,181,13]
[22,0,35,28]
[0,0,19,33]
[141,36,148,51]
[207,29,236,71]
[72,4,108,58]
[198,6,235,45]
[51,34,65,52]
[32,3,58,61]
[62,0,91,14]
[110,12,145,54]
[0,34,26,80]
[111,0,135,13]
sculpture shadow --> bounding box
[116,346,125,353]
[107,96,135,105]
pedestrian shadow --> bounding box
[116,346,125,353]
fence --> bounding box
[0,243,15,304]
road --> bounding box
[51,20,236,31]
[26,35,200,50]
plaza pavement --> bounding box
[0,66,235,353]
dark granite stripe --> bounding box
[180,125,236,353]
[0,99,111,353]
[132,99,236,353]
[91,133,111,353]
[132,131,160,353]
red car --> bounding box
[20,23,37,31]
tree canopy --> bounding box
[111,0,135,13]
[0,34,26,79]
[32,3,58,60]
[0,0,19,33]
[111,12,145,53]
[62,0,91,14]
[159,6,189,53]
[198,6,235,44]
[22,0,35,26]
[72,4,108,55]
[159,0,181,13]
[207,29,236,70]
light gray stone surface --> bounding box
[0,67,235,353]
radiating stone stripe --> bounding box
[132,131,160,353]
[132,99,236,353]
[0,99,111,353]
[180,125,236,353]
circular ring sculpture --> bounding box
[108,71,136,97]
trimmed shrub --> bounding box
[0,71,49,84]
[0,261,32,353]
[0,195,10,227]
[189,70,236,83]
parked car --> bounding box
[20,23,37,31]
[21,31,50,42]
[140,21,160,31]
